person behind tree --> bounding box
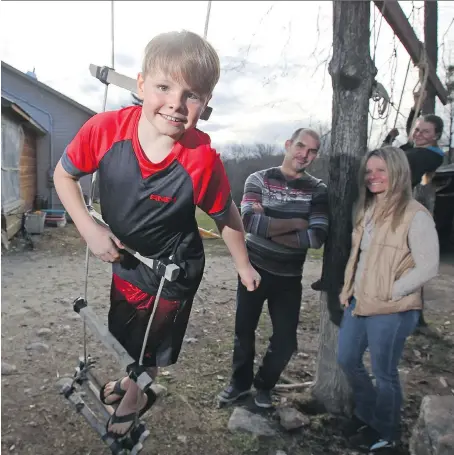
[337,146,439,454]
[382,89,445,187]
[382,89,444,328]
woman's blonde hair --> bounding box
[354,146,413,231]
[141,30,220,98]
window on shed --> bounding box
[1,116,24,213]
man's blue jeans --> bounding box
[337,298,420,442]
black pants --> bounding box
[231,266,303,391]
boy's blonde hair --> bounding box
[354,146,413,232]
[142,30,220,97]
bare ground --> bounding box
[2,224,453,455]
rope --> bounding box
[392,56,412,129]
[81,0,144,428]
[368,0,388,148]
[369,1,426,146]
[368,103,376,149]
[408,46,430,139]
[82,0,115,366]
[138,278,165,365]
[204,1,212,39]
[82,0,213,425]
[375,5,415,135]
[372,3,385,65]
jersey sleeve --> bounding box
[197,153,232,220]
[61,115,100,177]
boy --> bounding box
[53,30,259,439]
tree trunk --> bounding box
[313,293,352,415]
[312,0,376,416]
[423,1,438,115]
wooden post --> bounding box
[373,0,448,105]
[423,1,438,114]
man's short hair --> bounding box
[290,128,320,144]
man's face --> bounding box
[284,132,319,172]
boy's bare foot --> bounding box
[101,376,130,405]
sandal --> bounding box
[100,378,127,405]
[138,387,157,418]
[105,410,136,440]
[105,388,157,439]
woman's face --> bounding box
[365,156,389,195]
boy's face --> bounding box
[137,70,210,139]
[411,119,438,148]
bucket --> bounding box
[42,209,67,228]
[25,211,47,234]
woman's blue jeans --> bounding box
[337,298,420,442]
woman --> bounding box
[383,90,445,330]
[337,146,439,454]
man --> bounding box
[218,128,329,408]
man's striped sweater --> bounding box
[241,166,329,277]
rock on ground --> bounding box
[37,328,52,338]
[1,362,17,375]
[150,383,167,397]
[228,407,276,437]
[410,395,454,455]
[25,342,49,353]
[277,407,310,431]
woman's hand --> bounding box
[339,294,350,308]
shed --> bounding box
[1,96,48,238]
[1,61,97,214]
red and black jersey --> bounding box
[62,106,232,300]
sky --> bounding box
[1,1,453,152]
